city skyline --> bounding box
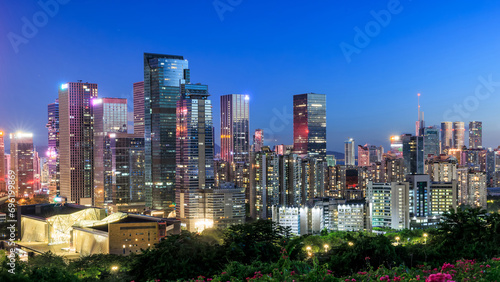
[3,1,500,152]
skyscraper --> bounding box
[133,81,145,135]
[144,53,189,210]
[469,121,482,149]
[59,82,98,205]
[344,138,355,166]
[293,93,326,161]
[423,126,440,158]
[358,145,370,167]
[453,121,465,149]
[176,83,215,231]
[402,134,424,175]
[0,131,5,192]
[93,98,128,208]
[253,128,264,152]
[46,99,59,194]
[220,94,250,195]
[441,122,453,152]
[10,132,34,197]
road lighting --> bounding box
[306,246,312,257]
[111,266,119,272]
[348,242,354,247]
[395,236,400,245]
[323,244,329,252]
[423,233,428,244]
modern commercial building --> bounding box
[358,144,383,167]
[390,136,403,158]
[337,201,369,232]
[253,129,264,152]
[367,182,410,230]
[423,126,440,158]
[46,99,59,194]
[0,131,4,192]
[441,122,453,153]
[10,132,35,197]
[453,121,465,149]
[469,121,482,149]
[402,134,424,175]
[93,98,128,208]
[429,181,457,215]
[220,94,250,196]
[271,205,324,235]
[175,83,215,231]
[293,93,327,161]
[406,174,431,217]
[59,82,98,205]
[144,53,189,211]
[344,138,355,166]
[133,81,145,135]
[203,183,245,230]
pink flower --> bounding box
[486,264,491,268]
[365,256,371,260]
[425,273,453,282]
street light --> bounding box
[306,246,312,257]
[423,233,428,244]
[395,236,400,245]
[111,266,119,272]
[323,244,329,252]
[348,242,354,247]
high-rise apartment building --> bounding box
[10,132,34,197]
[59,82,97,205]
[469,121,482,149]
[453,121,465,149]
[144,53,189,210]
[293,93,326,161]
[441,122,453,153]
[344,138,355,166]
[133,81,145,135]
[250,147,280,220]
[93,98,128,208]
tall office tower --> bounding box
[415,93,425,136]
[293,93,327,161]
[367,182,410,230]
[10,132,34,197]
[344,138,355,166]
[429,181,457,215]
[469,121,482,149]
[250,147,279,220]
[406,174,431,218]
[0,131,5,192]
[220,94,250,197]
[176,83,215,231]
[402,134,424,175]
[59,82,98,205]
[104,133,145,213]
[133,81,145,135]
[423,126,440,158]
[425,155,458,182]
[144,53,189,210]
[441,122,453,153]
[453,121,465,149]
[253,129,264,152]
[93,98,128,208]
[357,145,370,167]
[389,136,403,158]
[46,99,59,194]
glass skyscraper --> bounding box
[144,53,189,210]
[423,126,440,158]
[402,134,424,175]
[344,138,355,166]
[0,131,5,193]
[46,99,59,194]
[293,93,326,161]
[133,81,145,135]
[10,132,34,197]
[453,121,465,149]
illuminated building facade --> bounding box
[441,122,453,153]
[93,98,128,207]
[279,153,302,206]
[337,202,368,232]
[358,145,369,167]
[144,53,189,211]
[59,82,98,205]
[10,132,35,197]
[250,147,279,219]
[220,94,250,195]
[429,181,457,215]
[425,155,458,182]
[344,138,355,166]
[423,126,440,158]
[253,129,264,152]
[402,134,424,175]
[175,83,215,231]
[0,131,4,192]
[133,81,145,135]
[389,135,403,158]
[469,121,482,149]
[406,174,431,217]
[293,93,327,161]
[453,121,465,149]
[46,99,59,194]
[367,182,410,230]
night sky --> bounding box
[2,1,500,152]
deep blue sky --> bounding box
[2,0,500,152]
